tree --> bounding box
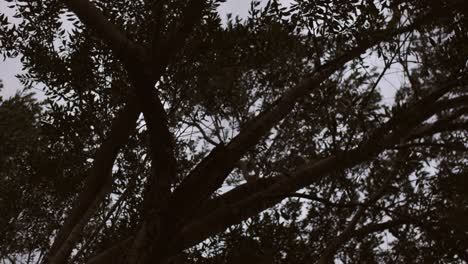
[0,0,467,263]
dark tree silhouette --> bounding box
[0,0,467,263]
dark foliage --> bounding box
[0,0,467,263]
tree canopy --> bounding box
[0,0,467,263]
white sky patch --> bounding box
[0,2,25,98]
[365,53,404,106]
[218,0,293,23]
[217,0,261,23]
[0,57,23,98]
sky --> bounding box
[0,0,23,99]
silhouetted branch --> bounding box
[84,7,459,263]
[317,155,404,263]
[392,141,468,151]
[284,193,364,208]
[127,1,210,263]
[46,101,139,264]
[175,77,461,250]
[62,0,146,63]
[167,19,431,235]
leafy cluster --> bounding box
[0,0,467,263]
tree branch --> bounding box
[317,153,405,263]
[351,219,408,239]
[392,141,468,151]
[167,21,427,233]
[125,1,210,263]
[62,0,146,64]
[48,1,150,260]
[174,78,460,250]
[409,120,468,140]
[150,0,207,73]
[59,1,209,262]
[53,2,199,257]
[83,8,449,263]
[192,96,468,233]
[156,0,207,66]
[46,101,139,264]
[70,166,141,263]
[318,219,410,264]
[86,238,133,264]
[286,193,364,208]
[182,119,221,146]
